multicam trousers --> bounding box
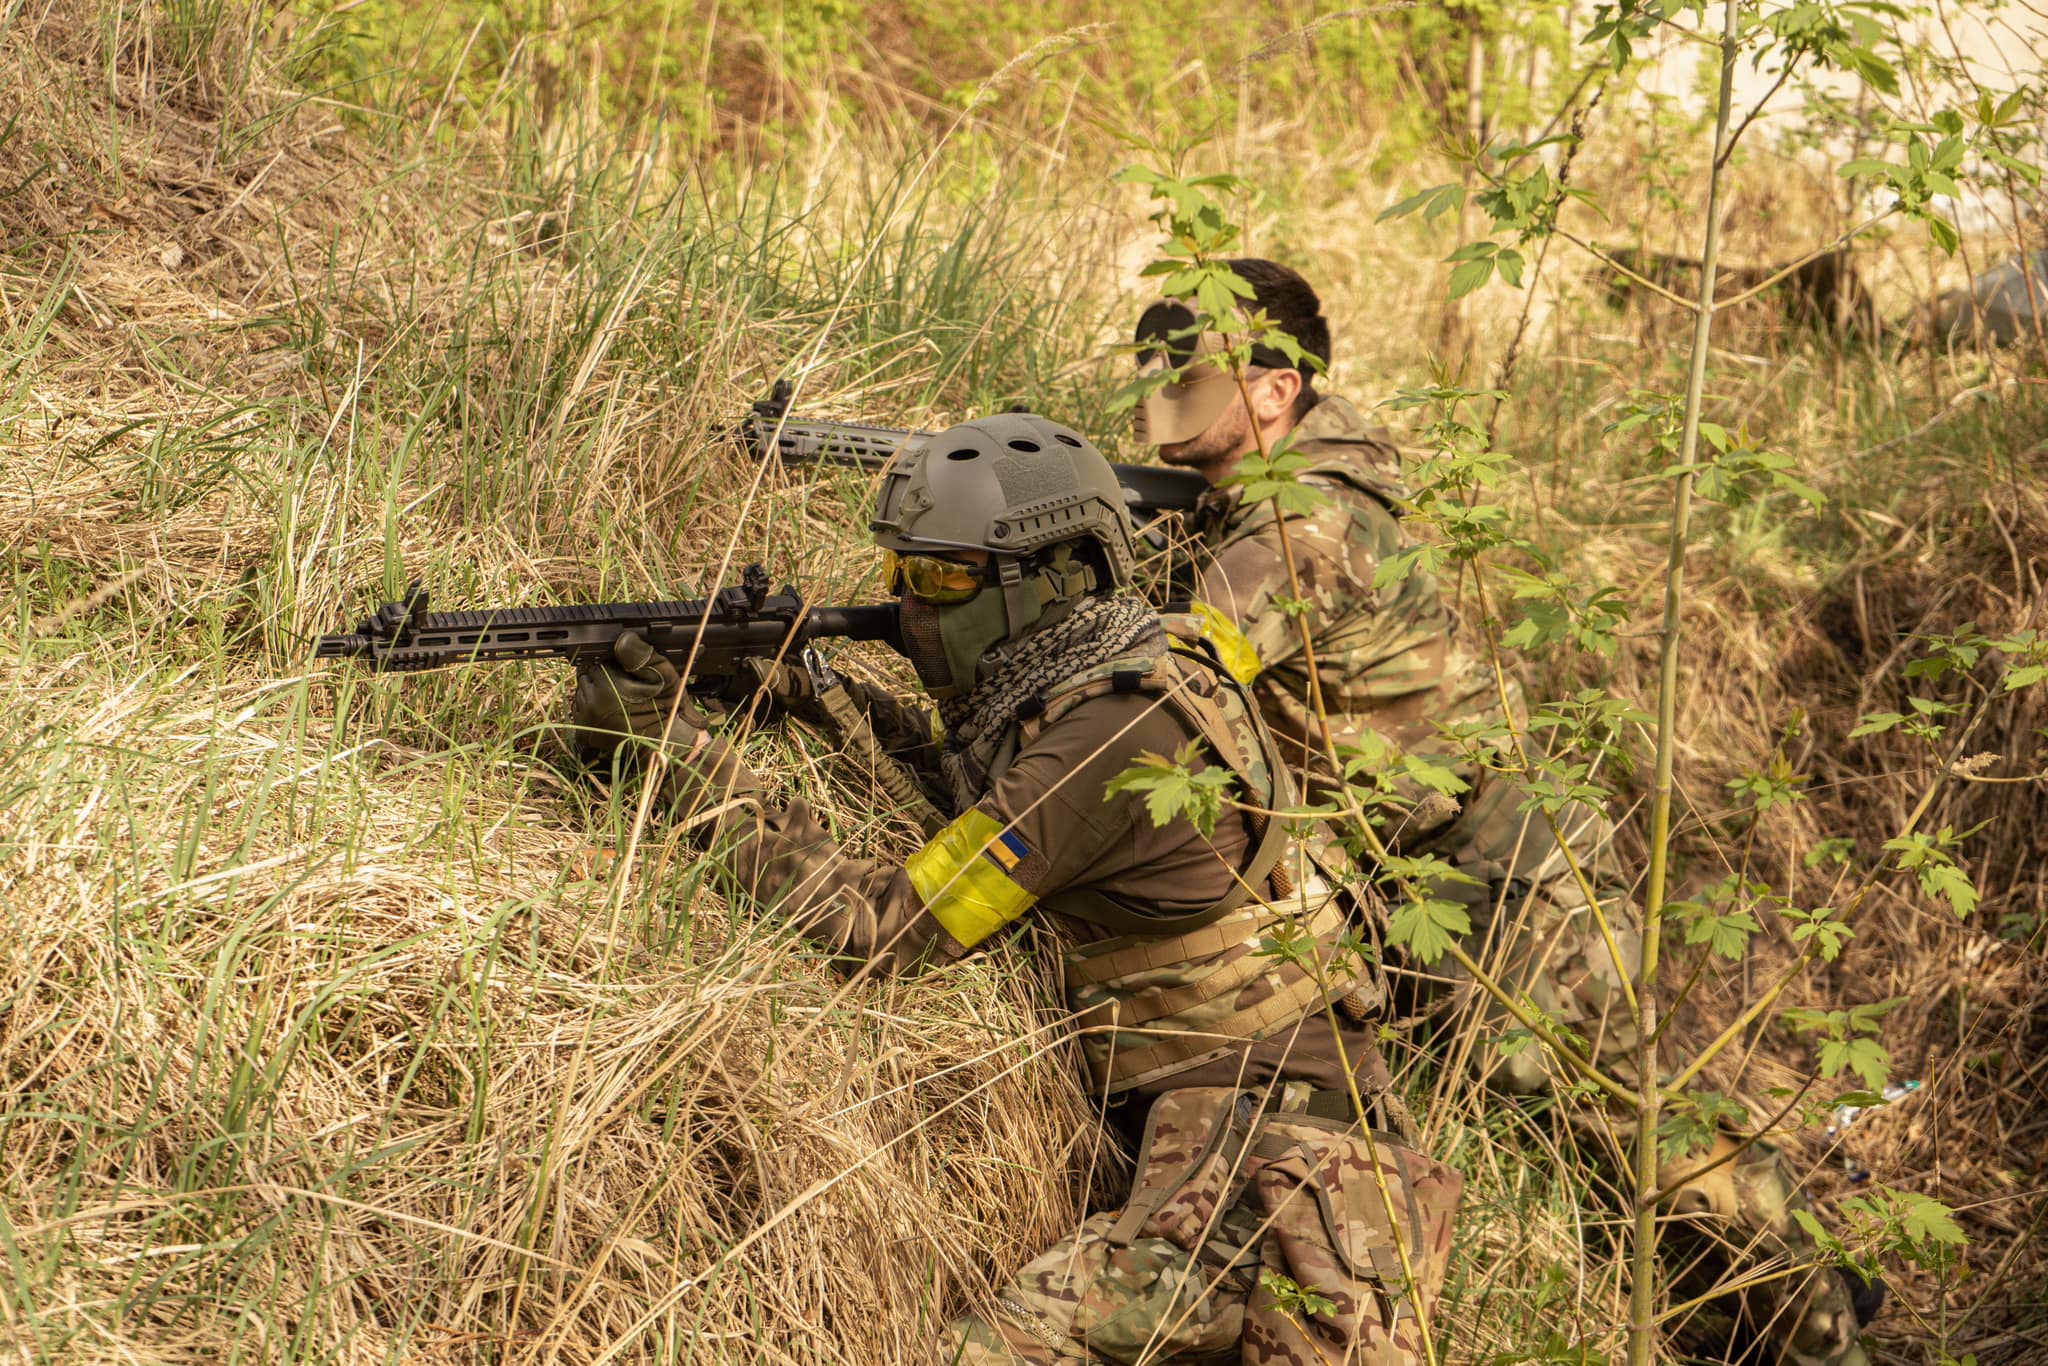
[946,1088,1461,1366]
[1456,866,1644,1094]
[1426,849,1872,1365]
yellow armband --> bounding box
[1191,599,1262,687]
[907,808,1036,948]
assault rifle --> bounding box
[313,563,899,701]
[735,381,1209,536]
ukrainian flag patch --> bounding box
[986,829,1029,871]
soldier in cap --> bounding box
[569,413,1461,1363]
[1130,259,1880,1366]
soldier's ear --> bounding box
[1251,369,1302,425]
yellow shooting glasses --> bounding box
[882,549,990,605]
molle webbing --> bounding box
[1065,893,1352,1093]
[1064,908,1264,986]
[1073,942,1275,1031]
[1096,971,1330,1090]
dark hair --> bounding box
[1226,258,1328,419]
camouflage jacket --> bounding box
[670,631,1387,1109]
[1186,395,1517,865]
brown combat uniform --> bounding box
[1181,396,1870,1365]
[604,624,1461,1365]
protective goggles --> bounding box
[882,549,989,604]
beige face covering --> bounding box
[1130,299,1242,445]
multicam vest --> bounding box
[1190,395,1509,856]
[1014,624,1378,1096]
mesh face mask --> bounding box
[896,595,955,694]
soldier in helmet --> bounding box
[1131,258,1880,1366]
[568,412,1461,1364]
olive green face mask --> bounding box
[895,546,1100,700]
[903,588,1034,700]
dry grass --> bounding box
[0,6,1112,1361]
[4,2,2046,1364]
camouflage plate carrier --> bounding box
[945,622,1460,1366]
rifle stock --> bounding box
[313,563,899,700]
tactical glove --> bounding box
[569,630,763,811]
[569,629,690,760]
[738,656,820,724]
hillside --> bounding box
[2,2,2044,1364]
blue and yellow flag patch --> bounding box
[986,829,1028,871]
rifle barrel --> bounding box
[313,587,901,677]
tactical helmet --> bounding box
[871,413,1138,698]
[871,413,1137,583]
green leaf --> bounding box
[1385,897,1472,966]
[1987,149,2043,188]
[1837,157,1897,180]
[1900,1194,1967,1248]
[1844,1037,1893,1089]
[1921,861,1979,918]
[1845,44,1900,96]
[1927,214,1960,256]
[1259,1268,1338,1320]
[1683,908,1761,960]
[1788,906,1854,961]
[1373,543,1443,591]
[1447,257,1495,299]
[1792,1208,1845,1256]
[1379,183,1464,223]
[1849,712,1906,738]
[1496,249,1526,288]
[1104,740,1237,836]
[1805,837,1855,868]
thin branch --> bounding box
[1716,63,1797,169]
[1630,6,1742,1363]
[1646,1077,1818,1206]
[1711,212,1896,312]
[1554,228,1699,309]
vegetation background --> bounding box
[1,0,2043,1362]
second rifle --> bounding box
[734,381,1208,537]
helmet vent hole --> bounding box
[1055,434,1082,447]
[945,448,981,461]
[1006,439,1041,452]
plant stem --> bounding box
[1218,357,1441,1366]
[1629,5,1740,1364]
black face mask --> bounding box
[895,594,956,694]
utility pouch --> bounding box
[1247,1114,1463,1340]
[1106,1088,1247,1255]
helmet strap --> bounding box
[997,556,1038,644]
